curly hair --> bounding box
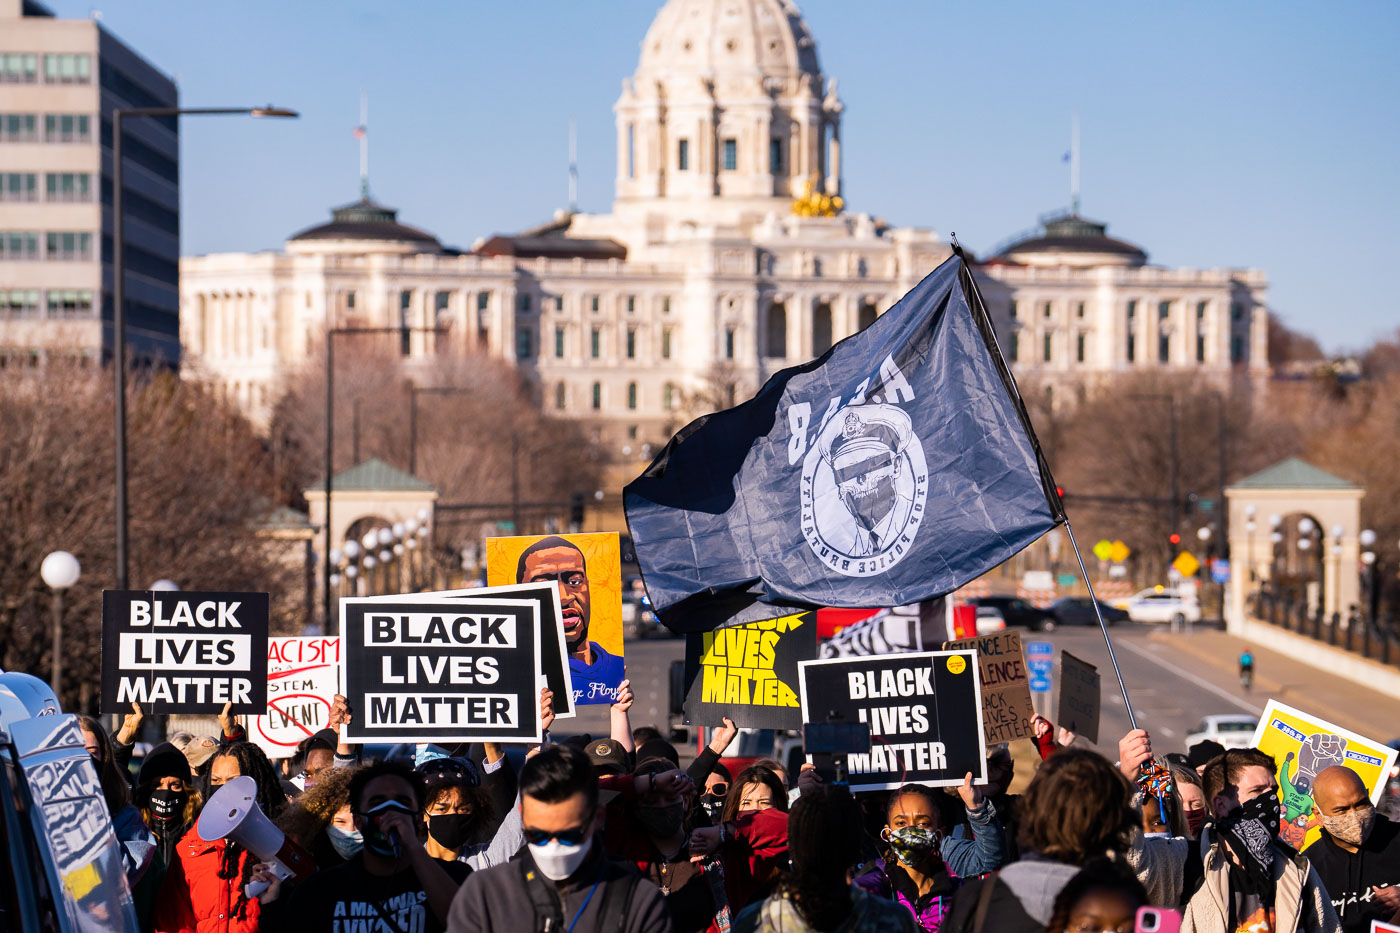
[276,766,357,849]
[1044,858,1147,933]
[208,742,289,921]
[774,785,864,932]
[1018,749,1136,864]
[720,766,789,822]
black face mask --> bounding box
[1216,789,1281,891]
[149,788,187,821]
[427,813,475,850]
[700,794,724,821]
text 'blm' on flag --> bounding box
[623,251,1064,633]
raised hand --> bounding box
[956,771,985,809]
[1118,729,1153,782]
[612,679,634,712]
[115,702,144,745]
[708,716,739,755]
[539,687,556,734]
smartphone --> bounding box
[802,722,871,756]
[1135,906,1181,933]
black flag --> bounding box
[624,252,1063,633]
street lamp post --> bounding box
[40,551,81,701]
[112,105,297,591]
[1360,529,1378,628]
[322,327,439,633]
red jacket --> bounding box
[152,827,261,933]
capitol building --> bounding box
[179,0,1270,443]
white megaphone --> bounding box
[198,775,315,898]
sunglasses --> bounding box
[706,782,729,797]
[523,825,591,847]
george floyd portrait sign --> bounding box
[798,650,986,791]
[101,590,269,715]
[486,532,624,706]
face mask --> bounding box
[880,826,942,867]
[428,813,476,850]
[700,794,724,821]
[1322,805,1376,847]
[636,802,685,838]
[530,835,593,882]
[1186,809,1206,838]
[326,824,364,860]
[360,800,415,857]
[1216,789,1281,890]
[148,788,187,821]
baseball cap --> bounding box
[635,738,680,769]
[1187,740,1226,770]
[586,739,630,776]
[171,733,221,770]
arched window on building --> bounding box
[858,301,877,332]
[812,303,833,356]
[627,382,638,410]
[766,303,787,359]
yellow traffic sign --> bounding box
[1092,539,1113,561]
[1109,540,1131,563]
[1172,551,1201,578]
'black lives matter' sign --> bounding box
[340,598,542,744]
[798,650,986,791]
[683,613,815,731]
[101,590,269,715]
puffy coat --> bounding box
[152,827,261,933]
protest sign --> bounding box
[798,650,986,791]
[683,613,815,730]
[944,630,1035,743]
[1057,651,1100,744]
[339,597,542,744]
[253,637,340,759]
[1249,699,1399,853]
[1371,922,1400,933]
[486,532,624,705]
[361,583,575,720]
[101,590,269,715]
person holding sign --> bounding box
[855,778,1007,930]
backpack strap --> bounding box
[971,876,998,933]
[518,855,567,932]
[595,860,640,933]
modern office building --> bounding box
[0,0,179,365]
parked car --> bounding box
[1123,587,1201,625]
[970,596,1056,632]
[974,606,1008,634]
[1185,714,1259,751]
[1048,597,1129,627]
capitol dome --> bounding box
[287,197,442,256]
[634,0,821,86]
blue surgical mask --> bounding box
[326,824,363,860]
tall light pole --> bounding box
[112,105,297,591]
[40,551,81,702]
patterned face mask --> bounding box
[1216,789,1281,890]
[1322,805,1376,847]
[880,825,943,867]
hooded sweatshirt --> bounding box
[1303,813,1400,933]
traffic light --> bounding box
[1169,532,1182,546]
[569,492,585,531]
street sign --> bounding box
[1172,550,1201,578]
[1210,558,1230,584]
[1109,540,1131,563]
[1026,640,1053,694]
[1092,539,1113,562]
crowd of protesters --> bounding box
[78,674,1400,933]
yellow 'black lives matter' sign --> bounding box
[682,613,816,731]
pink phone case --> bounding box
[1135,906,1182,933]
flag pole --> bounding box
[1063,519,1137,731]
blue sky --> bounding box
[65,0,1400,351]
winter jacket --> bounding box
[855,860,955,931]
[112,802,157,885]
[942,857,1079,933]
[1303,814,1400,933]
[152,827,261,933]
[1181,828,1340,933]
[736,884,917,933]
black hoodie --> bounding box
[1303,812,1400,933]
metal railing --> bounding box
[1250,589,1400,668]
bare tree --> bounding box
[0,358,299,712]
